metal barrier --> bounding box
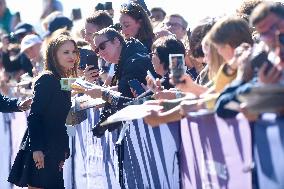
[180,113,252,189]
[0,111,257,189]
[254,114,284,189]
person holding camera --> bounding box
[145,36,186,100]
[83,11,114,85]
[144,16,254,127]
[2,23,36,78]
[75,27,154,137]
[250,1,284,84]
[215,2,284,119]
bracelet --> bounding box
[102,89,120,107]
[102,89,111,102]
[175,90,183,99]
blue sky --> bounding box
[7,0,243,33]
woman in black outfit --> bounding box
[9,32,79,189]
[119,2,154,52]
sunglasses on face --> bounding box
[95,38,113,54]
[165,22,184,29]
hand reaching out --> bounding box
[18,98,32,111]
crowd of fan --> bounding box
[1,0,284,187]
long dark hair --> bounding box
[120,2,154,44]
[44,32,79,79]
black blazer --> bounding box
[27,73,71,159]
[0,93,20,113]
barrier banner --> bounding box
[180,114,252,189]
[254,114,284,189]
[0,113,12,189]
[123,119,181,189]
[73,108,120,189]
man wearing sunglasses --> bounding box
[250,1,284,84]
[80,27,155,137]
[163,14,188,41]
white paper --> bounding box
[187,109,214,117]
[224,101,241,111]
[101,105,163,126]
[74,95,105,111]
[73,78,97,89]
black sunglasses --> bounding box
[95,38,113,54]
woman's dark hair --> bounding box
[189,18,216,58]
[45,32,79,79]
[94,27,125,44]
[86,10,113,30]
[120,2,154,44]
[152,36,185,71]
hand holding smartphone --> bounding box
[86,54,99,70]
[169,54,186,85]
[128,79,146,96]
[249,43,274,74]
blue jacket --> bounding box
[215,79,256,118]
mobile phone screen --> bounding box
[72,8,82,20]
[128,79,146,96]
[169,54,185,84]
[86,54,99,70]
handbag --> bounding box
[65,108,87,126]
[8,130,33,187]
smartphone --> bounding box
[169,54,185,84]
[71,8,82,21]
[250,44,273,74]
[128,79,146,96]
[86,54,99,71]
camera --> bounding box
[78,48,98,70]
[2,33,18,44]
[169,54,186,84]
[249,43,274,74]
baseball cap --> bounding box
[20,34,42,53]
[43,16,73,37]
[13,22,34,36]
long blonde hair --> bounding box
[201,34,225,80]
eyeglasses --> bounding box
[95,38,113,54]
[165,22,184,29]
[260,24,278,40]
